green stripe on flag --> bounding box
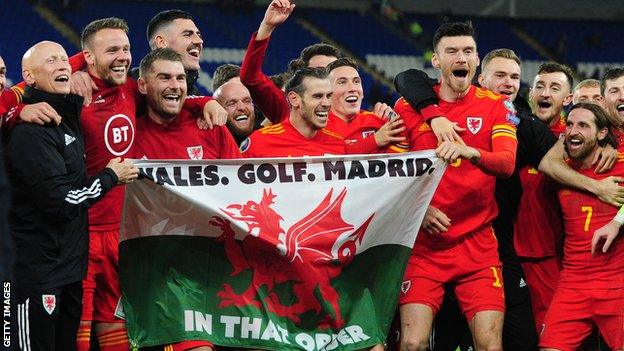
[120,235,410,350]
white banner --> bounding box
[122,152,446,251]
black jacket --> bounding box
[6,87,118,290]
[493,96,557,263]
[0,135,12,284]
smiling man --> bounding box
[540,103,624,351]
[77,17,143,351]
[241,67,345,158]
[393,21,518,351]
[132,48,239,351]
[213,80,256,144]
[6,40,137,351]
[573,78,605,106]
[134,48,239,162]
[146,9,204,95]
[601,67,624,129]
[326,57,407,154]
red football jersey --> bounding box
[394,85,517,248]
[83,75,210,231]
[134,109,240,160]
[514,117,567,257]
[241,118,345,157]
[240,33,406,155]
[82,75,141,231]
[557,159,624,289]
[614,127,624,145]
[327,110,409,155]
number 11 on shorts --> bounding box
[490,266,503,288]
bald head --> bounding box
[22,41,71,94]
[214,81,255,139]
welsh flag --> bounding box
[119,152,445,350]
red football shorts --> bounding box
[164,340,214,351]
[81,229,124,323]
[520,255,561,333]
[399,226,505,321]
[539,287,624,351]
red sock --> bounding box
[76,324,91,351]
[96,328,130,351]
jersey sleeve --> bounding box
[6,125,118,221]
[69,51,87,72]
[473,100,518,177]
[393,97,424,150]
[218,126,242,159]
[181,95,214,118]
[345,135,379,154]
[393,69,442,121]
[240,32,289,124]
[240,134,257,158]
[344,112,409,154]
[0,89,23,128]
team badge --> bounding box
[114,297,126,319]
[400,280,411,294]
[503,99,516,113]
[467,117,483,134]
[186,146,203,160]
[42,294,56,315]
[104,114,135,156]
[361,130,375,139]
[240,138,251,153]
[506,112,520,126]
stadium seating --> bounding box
[0,2,78,85]
[2,1,623,96]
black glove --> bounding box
[394,69,439,113]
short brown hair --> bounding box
[326,57,359,74]
[285,67,328,97]
[147,9,194,48]
[299,43,340,66]
[139,48,183,78]
[536,62,575,92]
[573,78,601,94]
[601,67,624,95]
[212,64,240,91]
[482,48,521,70]
[432,21,475,52]
[81,17,129,49]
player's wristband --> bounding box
[613,205,624,224]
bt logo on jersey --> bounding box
[104,114,135,156]
[113,126,129,143]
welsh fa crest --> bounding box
[467,117,483,134]
[42,294,56,315]
[187,145,203,160]
[401,280,412,294]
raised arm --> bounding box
[239,0,294,123]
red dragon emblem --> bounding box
[211,187,374,329]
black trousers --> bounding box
[14,280,82,351]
